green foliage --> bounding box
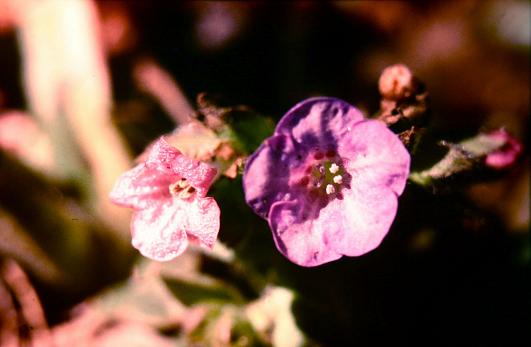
[409,132,507,186]
[228,112,275,153]
[163,277,244,306]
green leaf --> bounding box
[229,112,275,154]
[163,276,244,306]
[409,131,507,187]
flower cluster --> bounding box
[110,137,220,261]
[243,97,410,267]
[110,97,411,267]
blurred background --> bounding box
[0,1,529,346]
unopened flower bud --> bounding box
[378,64,415,100]
[484,129,522,170]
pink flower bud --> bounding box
[378,64,415,100]
[485,129,523,170]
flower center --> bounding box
[296,149,351,201]
[169,178,196,199]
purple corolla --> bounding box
[243,97,410,267]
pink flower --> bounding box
[110,137,220,261]
[485,129,523,170]
[243,97,410,267]
[0,111,54,173]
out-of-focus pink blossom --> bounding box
[0,111,54,173]
[243,97,410,267]
[110,138,220,261]
[485,129,523,170]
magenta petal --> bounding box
[184,197,221,249]
[339,120,410,195]
[130,200,190,261]
[268,200,342,267]
[109,163,173,209]
[485,130,523,170]
[321,186,398,257]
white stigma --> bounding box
[325,184,336,195]
[333,175,343,184]
[329,163,339,174]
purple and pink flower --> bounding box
[243,97,410,267]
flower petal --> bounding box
[130,196,220,261]
[147,137,217,196]
[171,152,217,197]
[130,200,189,261]
[275,97,365,149]
[320,186,398,257]
[243,134,301,218]
[339,120,410,195]
[145,137,181,173]
[166,122,222,161]
[184,197,221,249]
[268,200,342,267]
[109,163,173,209]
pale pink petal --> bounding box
[109,163,172,209]
[145,137,182,174]
[268,200,342,267]
[171,153,217,197]
[147,137,217,196]
[184,197,220,249]
[320,186,398,257]
[0,111,54,173]
[130,196,220,261]
[339,120,410,195]
[269,183,398,266]
[130,200,189,261]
